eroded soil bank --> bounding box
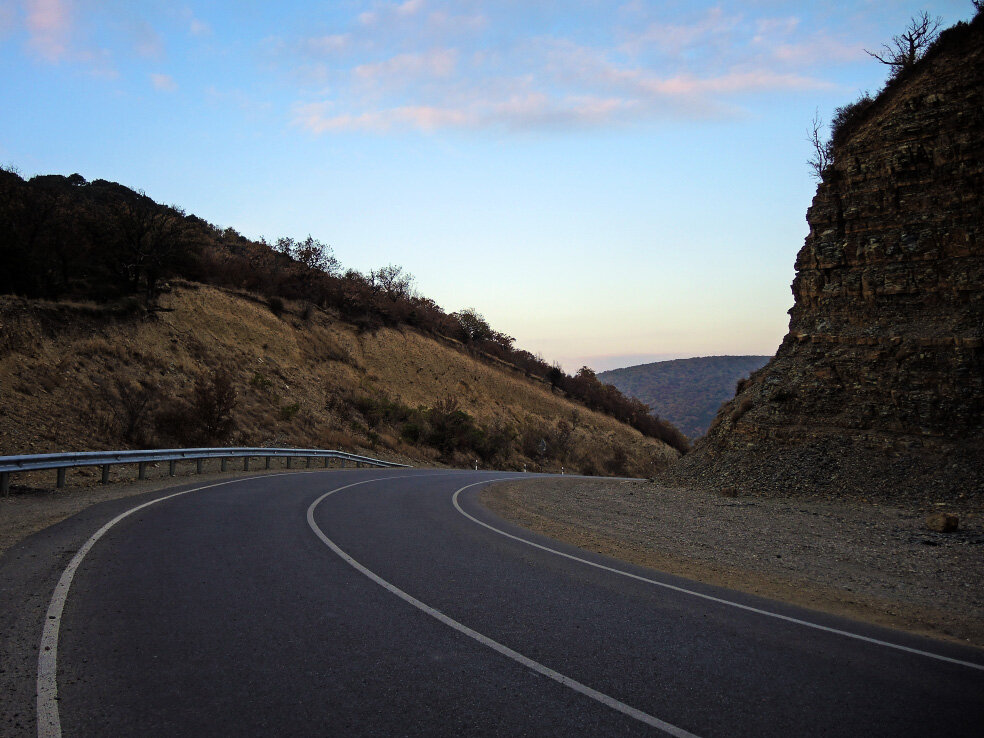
[481,477,984,648]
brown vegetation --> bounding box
[0,169,688,453]
[0,286,679,477]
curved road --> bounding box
[2,469,982,737]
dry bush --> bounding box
[603,444,630,477]
[89,377,162,446]
[156,368,237,446]
[75,337,118,359]
[279,402,300,422]
[730,396,755,422]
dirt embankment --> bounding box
[0,286,676,477]
[481,477,984,648]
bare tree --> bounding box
[294,235,339,274]
[807,109,831,181]
[275,235,339,275]
[92,378,161,445]
[865,12,942,77]
[370,263,415,301]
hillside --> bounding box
[0,168,688,461]
[599,356,770,440]
[0,285,679,479]
[670,11,984,502]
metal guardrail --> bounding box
[0,447,410,494]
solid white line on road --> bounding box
[307,476,702,738]
[35,468,400,738]
[452,480,984,673]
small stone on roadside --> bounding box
[926,512,959,533]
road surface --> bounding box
[1,468,982,737]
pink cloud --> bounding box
[772,36,863,66]
[294,93,643,135]
[641,70,830,96]
[306,33,350,55]
[354,48,458,83]
[294,101,474,133]
[150,72,177,92]
[0,1,17,36]
[283,2,851,136]
[189,17,210,36]
[622,6,740,56]
[25,0,72,62]
[426,9,486,35]
[354,0,483,43]
[397,0,424,16]
[129,19,164,60]
[753,16,800,43]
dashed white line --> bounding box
[452,479,984,673]
[307,475,702,738]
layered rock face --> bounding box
[674,17,984,500]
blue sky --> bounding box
[1,0,975,371]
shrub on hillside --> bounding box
[156,368,238,446]
[829,94,876,150]
[89,377,161,446]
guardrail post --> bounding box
[265,456,271,470]
[169,460,176,476]
[221,458,228,472]
[138,462,147,481]
[286,457,292,469]
[196,459,203,474]
[1,472,10,495]
[56,468,67,488]
[306,457,312,468]
[243,457,250,471]
[323,457,329,468]
[101,465,110,484]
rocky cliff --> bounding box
[671,14,984,501]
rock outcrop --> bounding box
[672,14,984,501]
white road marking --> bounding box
[452,480,984,673]
[307,476,702,738]
[35,469,397,738]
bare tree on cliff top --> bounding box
[865,11,942,78]
[807,109,831,181]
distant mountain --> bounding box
[599,356,771,440]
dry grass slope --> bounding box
[0,284,678,477]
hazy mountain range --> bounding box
[600,356,771,440]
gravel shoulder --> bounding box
[480,477,984,649]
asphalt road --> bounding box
[2,468,983,737]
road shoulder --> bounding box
[480,477,984,649]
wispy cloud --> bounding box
[354,48,458,85]
[128,18,164,60]
[305,33,350,55]
[275,1,861,135]
[150,72,177,91]
[206,85,274,116]
[189,17,209,36]
[0,1,17,37]
[24,0,72,62]
[620,6,741,58]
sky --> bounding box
[0,0,975,372]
